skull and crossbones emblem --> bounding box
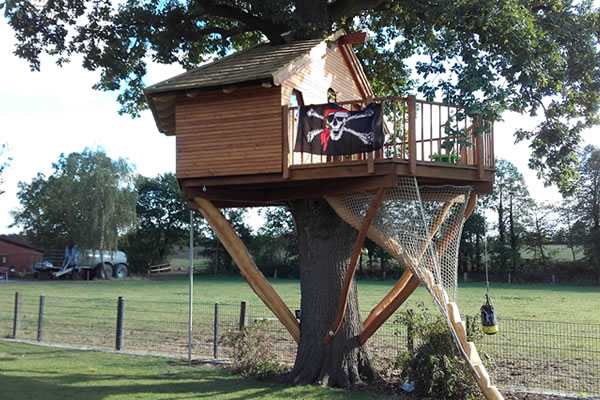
[305,107,375,150]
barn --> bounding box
[0,236,44,275]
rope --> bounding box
[483,216,490,300]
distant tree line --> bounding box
[8,147,600,282]
[460,146,600,284]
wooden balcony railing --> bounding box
[283,96,494,179]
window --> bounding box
[290,90,303,107]
[327,88,337,103]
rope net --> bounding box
[325,176,472,353]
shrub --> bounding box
[394,303,483,400]
[221,320,284,379]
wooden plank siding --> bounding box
[280,44,364,105]
[175,85,282,178]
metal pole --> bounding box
[37,295,45,342]
[213,302,220,359]
[188,210,194,366]
[116,296,125,351]
[13,292,22,339]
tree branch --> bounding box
[328,0,388,23]
[196,0,288,44]
[197,25,251,39]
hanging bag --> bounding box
[480,294,498,335]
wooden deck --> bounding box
[180,96,495,207]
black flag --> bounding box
[294,103,384,156]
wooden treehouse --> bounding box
[145,31,494,208]
[145,31,501,400]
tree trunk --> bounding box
[286,198,377,387]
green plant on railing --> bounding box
[221,320,284,379]
[394,303,483,399]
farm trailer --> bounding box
[35,246,129,280]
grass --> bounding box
[0,276,598,396]
[0,341,394,400]
[520,244,584,262]
[1,274,598,323]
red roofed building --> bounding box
[0,236,44,275]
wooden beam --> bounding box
[360,269,412,334]
[185,174,398,204]
[323,188,386,344]
[358,199,455,344]
[282,105,290,179]
[337,32,367,45]
[407,96,417,175]
[193,197,300,343]
[359,275,420,345]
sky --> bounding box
[1,18,599,234]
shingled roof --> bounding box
[145,39,323,95]
[145,31,371,135]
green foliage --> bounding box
[221,321,284,379]
[3,1,599,189]
[199,208,252,275]
[573,145,600,270]
[394,304,481,399]
[253,206,299,278]
[459,211,485,273]
[488,159,534,273]
[11,148,137,250]
[120,173,197,273]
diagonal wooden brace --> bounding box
[358,199,455,344]
[323,188,386,344]
[359,271,420,344]
[193,197,300,344]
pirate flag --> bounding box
[294,103,384,156]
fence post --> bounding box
[116,296,125,351]
[214,302,220,359]
[12,292,22,339]
[239,301,247,330]
[37,295,45,342]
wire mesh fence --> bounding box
[0,291,598,396]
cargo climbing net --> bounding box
[324,176,504,400]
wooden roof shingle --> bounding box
[145,39,323,95]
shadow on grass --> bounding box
[0,368,300,400]
[0,364,369,400]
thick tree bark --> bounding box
[285,198,377,387]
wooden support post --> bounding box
[194,197,300,343]
[408,95,417,175]
[367,151,375,174]
[282,105,290,179]
[323,188,386,344]
[474,114,484,179]
[12,292,22,339]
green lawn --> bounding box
[0,341,394,400]
[520,244,584,262]
[1,275,598,323]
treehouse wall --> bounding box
[281,44,365,105]
[175,85,282,178]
